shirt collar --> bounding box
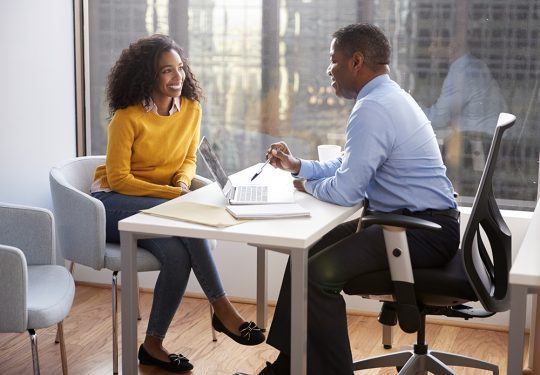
[142,96,181,115]
[356,74,391,100]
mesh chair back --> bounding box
[461,113,515,313]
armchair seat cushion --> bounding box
[104,243,161,272]
[103,240,216,273]
[27,265,75,329]
[343,251,477,303]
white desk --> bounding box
[508,199,540,374]
[119,165,361,374]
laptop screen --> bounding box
[198,136,230,189]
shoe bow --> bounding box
[239,321,262,341]
[169,353,190,365]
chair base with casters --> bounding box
[353,311,498,374]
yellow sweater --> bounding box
[92,99,201,199]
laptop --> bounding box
[198,136,295,205]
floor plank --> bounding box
[0,285,526,374]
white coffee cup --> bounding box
[317,144,342,162]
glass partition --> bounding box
[85,0,539,210]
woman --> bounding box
[91,34,264,373]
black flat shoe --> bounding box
[212,313,265,346]
[138,344,193,373]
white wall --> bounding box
[0,0,76,210]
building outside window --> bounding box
[84,0,540,211]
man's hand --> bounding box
[266,141,301,174]
[293,178,307,192]
[178,182,191,195]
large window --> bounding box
[84,0,539,210]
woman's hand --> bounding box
[179,182,191,194]
[266,141,301,174]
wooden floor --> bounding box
[0,285,525,374]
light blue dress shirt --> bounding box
[297,74,457,211]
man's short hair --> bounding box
[332,24,391,71]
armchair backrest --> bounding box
[49,156,107,270]
[0,203,55,266]
[461,113,515,313]
[0,203,55,332]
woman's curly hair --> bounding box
[106,34,202,114]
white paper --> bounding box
[225,203,310,219]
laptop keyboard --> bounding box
[235,185,268,202]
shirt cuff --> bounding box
[294,159,315,179]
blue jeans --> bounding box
[92,191,226,339]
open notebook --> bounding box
[225,203,310,220]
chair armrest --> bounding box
[361,213,441,231]
[361,212,441,333]
[0,203,55,265]
[50,169,107,270]
[0,245,28,332]
[191,174,213,191]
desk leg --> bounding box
[290,248,308,375]
[256,247,268,331]
[121,232,138,374]
[508,284,528,374]
[530,293,539,372]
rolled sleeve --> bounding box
[296,159,315,179]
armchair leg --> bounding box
[430,350,499,374]
[137,274,142,320]
[56,261,75,344]
[382,323,393,349]
[28,329,40,375]
[209,303,217,342]
[57,321,68,375]
[112,271,119,374]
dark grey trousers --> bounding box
[266,214,460,375]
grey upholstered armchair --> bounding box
[0,203,75,375]
[49,155,217,374]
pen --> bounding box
[250,158,271,181]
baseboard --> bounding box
[75,280,516,333]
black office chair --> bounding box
[343,113,516,374]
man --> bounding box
[238,24,460,375]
